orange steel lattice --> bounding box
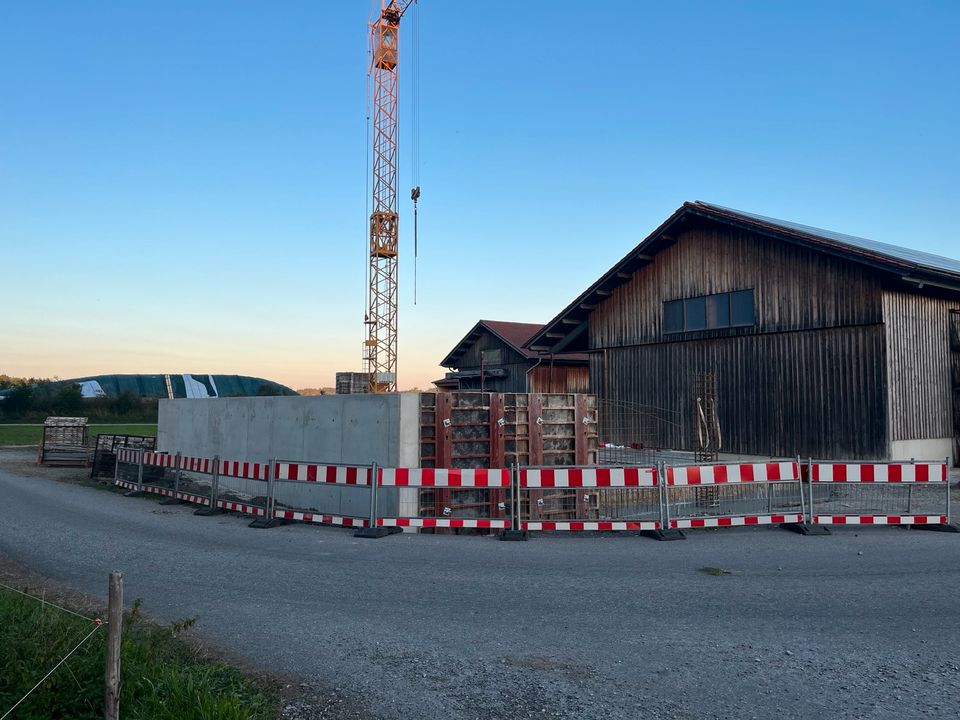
[365,1,416,393]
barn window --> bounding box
[730,289,755,326]
[664,300,684,333]
[664,289,756,334]
[684,296,707,331]
[706,293,730,329]
[481,348,502,365]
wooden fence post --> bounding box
[104,571,123,720]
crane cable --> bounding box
[410,0,421,305]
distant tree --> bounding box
[53,383,84,416]
[296,387,323,396]
[4,384,34,416]
[113,391,137,415]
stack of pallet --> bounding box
[38,417,90,467]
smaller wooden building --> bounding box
[436,320,589,394]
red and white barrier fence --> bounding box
[664,461,805,530]
[808,461,951,527]
[376,467,512,530]
[517,466,661,532]
[113,450,955,537]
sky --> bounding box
[1,1,958,391]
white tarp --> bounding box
[78,380,106,398]
[182,374,211,399]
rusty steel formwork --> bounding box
[417,392,598,531]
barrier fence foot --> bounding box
[354,527,398,539]
[781,522,831,536]
[499,529,529,542]
[248,517,281,529]
[193,507,223,517]
[641,529,686,541]
[910,522,960,533]
[158,497,185,506]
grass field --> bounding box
[0,424,158,446]
[0,587,276,719]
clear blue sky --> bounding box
[2,1,958,390]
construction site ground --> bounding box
[1,446,959,720]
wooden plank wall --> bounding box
[528,364,589,394]
[449,331,530,393]
[884,290,960,442]
[590,225,884,349]
[591,323,889,459]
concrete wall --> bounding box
[890,438,954,464]
[158,393,422,466]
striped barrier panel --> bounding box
[377,467,512,530]
[272,510,369,527]
[274,462,371,485]
[519,466,661,532]
[665,461,804,530]
[268,461,372,529]
[219,460,271,481]
[811,462,947,483]
[114,479,211,507]
[809,462,950,526]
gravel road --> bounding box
[1,461,959,720]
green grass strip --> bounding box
[0,424,157,446]
[0,590,276,720]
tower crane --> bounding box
[365,0,419,393]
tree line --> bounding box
[0,376,158,422]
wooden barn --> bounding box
[528,201,960,463]
[436,320,589,394]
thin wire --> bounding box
[0,623,104,720]
[363,10,373,369]
[411,0,421,305]
[0,581,101,624]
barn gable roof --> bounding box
[528,201,960,353]
[441,320,587,368]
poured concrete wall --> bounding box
[157,393,422,466]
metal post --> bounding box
[499,462,528,541]
[355,462,391,538]
[799,458,808,524]
[266,457,276,520]
[369,462,378,525]
[212,455,220,508]
[249,457,278,529]
[159,451,183,506]
[661,461,671,529]
[174,451,181,498]
[104,570,123,720]
[194,455,222,516]
[113,447,120,484]
[946,457,952,524]
[137,448,144,491]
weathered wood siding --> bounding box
[883,290,960,442]
[588,223,891,459]
[592,326,888,459]
[590,225,884,348]
[454,330,531,393]
[528,364,590,394]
